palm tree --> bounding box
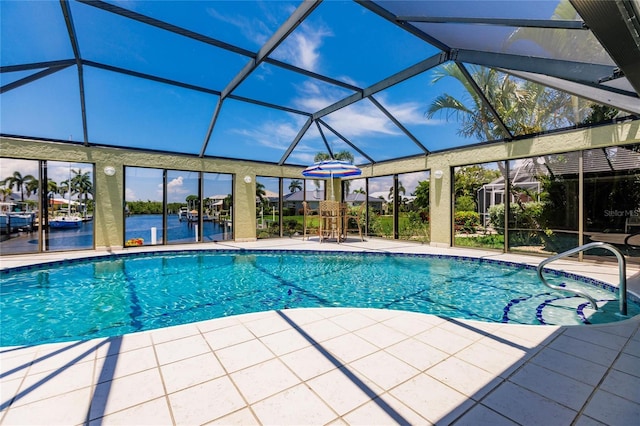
[2,171,36,202]
[313,150,356,196]
[388,181,406,203]
[255,181,267,205]
[426,63,581,141]
[0,187,12,202]
[70,170,93,218]
[288,179,302,193]
[25,178,39,199]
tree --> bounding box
[388,181,406,205]
[454,165,501,211]
[70,169,93,217]
[288,179,302,193]
[413,180,430,210]
[2,171,36,201]
[25,178,39,199]
[427,63,582,141]
[0,187,12,202]
[256,182,267,205]
[314,150,356,196]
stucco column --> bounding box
[430,163,452,247]
[234,172,257,241]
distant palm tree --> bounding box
[70,169,93,218]
[2,171,36,201]
[256,182,267,205]
[388,181,406,202]
[0,187,12,202]
[314,150,356,196]
[288,179,302,193]
[25,178,39,199]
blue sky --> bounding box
[1,0,481,168]
[1,0,610,200]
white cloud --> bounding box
[229,119,299,151]
[206,7,271,46]
[272,21,332,72]
[125,187,137,202]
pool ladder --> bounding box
[536,242,627,316]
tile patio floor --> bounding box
[1,238,639,425]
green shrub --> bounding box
[454,211,480,233]
[455,195,476,212]
[455,234,504,249]
[488,201,546,235]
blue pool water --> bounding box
[1,250,638,346]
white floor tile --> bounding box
[426,356,502,400]
[530,347,608,386]
[13,359,95,407]
[321,333,379,364]
[214,339,275,373]
[508,362,594,410]
[454,340,525,378]
[259,327,313,356]
[251,383,337,425]
[342,393,430,425]
[599,369,640,404]
[582,389,640,426]
[168,376,246,425]
[549,335,619,366]
[293,318,349,343]
[612,352,640,378]
[242,313,291,337]
[205,407,259,425]
[160,352,226,394]
[350,351,419,391]
[415,326,475,355]
[328,311,378,332]
[307,367,383,416]
[279,345,338,381]
[482,381,577,425]
[89,396,173,425]
[454,403,518,426]
[230,358,300,404]
[150,323,199,345]
[202,323,255,351]
[95,332,153,358]
[1,387,92,425]
[385,338,449,371]
[88,368,165,420]
[94,345,158,383]
[389,373,473,424]
[354,323,409,349]
[154,334,211,365]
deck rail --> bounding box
[537,242,627,316]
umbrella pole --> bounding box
[330,172,334,201]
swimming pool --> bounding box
[1,250,638,346]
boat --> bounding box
[0,212,36,234]
[49,166,83,229]
[49,215,82,229]
[178,206,189,221]
[0,202,36,234]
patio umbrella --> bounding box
[302,159,362,200]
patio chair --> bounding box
[319,200,342,242]
[302,201,318,240]
[345,202,365,241]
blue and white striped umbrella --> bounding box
[302,159,361,200]
[301,159,362,178]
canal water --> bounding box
[0,214,231,255]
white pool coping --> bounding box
[1,238,639,425]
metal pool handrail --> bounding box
[536,242,627,316]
